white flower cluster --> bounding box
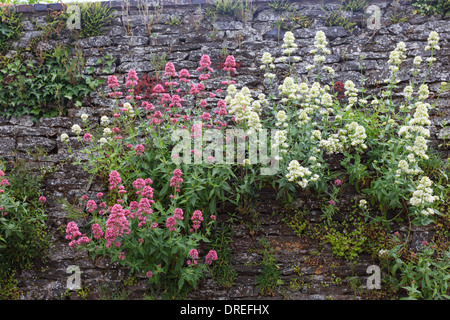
[307,31,331,71]
[101,116,110,126]
[396,159,422,176]
[273,130,288,158]
[61,133,69,142]
[359,199,368,210]
[226,85,263,134]
[279,31,300,63]
[123,102,135,116]
[399,101,431,139]
[346,122,367,148]
[409,176,439,216]
[71,124,82,135]
[318,122,367,154]
[260,52,276,80]
[425,31,440,53]
[286,160,318,188]
[319,132,345,154]
[396,101,432,178]
[275,110,288,128]
[344,80,358,109]
[418,84,429,101]
[387,42,406,77]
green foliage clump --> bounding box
[256,238,282,296]
[0,7,22,55]
[77,2,116,39]
[0,46,102,118]
[383,239,450,300]
[0,159,51,299]
[411,0,450,16]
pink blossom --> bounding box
[152,84,165,93]
[92,223,104,239]
[189,249,199,259]
[132,178,146,190]
[141,185,154,199]
[178,69,191,82]
[135,144,145,156]
[166,216,177,231]
[334,179,342,186]
[39,196,46,203]
[125,69,139,87]
[107,75,119,89]
[104,204,131,248]
[164,62,177,77]
[109,170,122,190]
[65,221,81,240]
[191,210,203,230]
[173,208,184,220]
[223,55,236,73]
[197,54,213,72]
[87,200,97,213]
[200,112,211,122]
[83,133,92,142]
[97,192,104,199]
[205,250,218,265]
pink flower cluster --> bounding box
[105,204,131,248]
[205,250,218,265]
[191,210,203,230]
[223,55,236,73]
[169,169,183,198]
[187,248,199,266]
[134,144,145,156]
[109,170,122,190]
[65,221,91,247]
[107,75,122,97]
[125,69,139,88]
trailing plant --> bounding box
[0,6,22,54]
[0,45,102,118]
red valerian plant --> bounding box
[65,169,218,292]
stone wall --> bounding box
[1,0,449,300]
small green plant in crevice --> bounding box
[256,238,283,296]
[205,0,255,24]
[166,14,183,26]
[208,224,238,289]
[268,0,293,13]
[76,1,116,39]
[410,0,450,16]
[322,5,357,31]
[340,0,368,12]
